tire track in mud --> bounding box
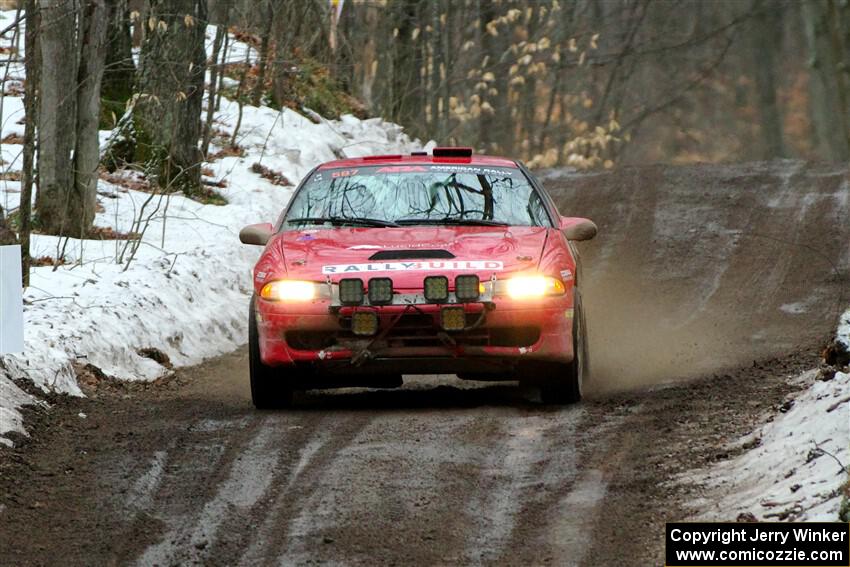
[493,407,633,566]
[110,413,271,565]
[264,404,608,566]
[270,410,489,565]
[459,411,584,565]
[236,425,337,565]
[129,413,376,567]
[135,416,289,566]
[234,414,375,566]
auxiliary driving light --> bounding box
[441,306,466,331]
[339,278,364,305]
[351,311,379,336]
[454,275,481,301]
[423,276,449,302]
[368,277,393,305]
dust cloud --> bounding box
[581,263,751,393]
[543,162,850,394]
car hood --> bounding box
[262,225,551,288]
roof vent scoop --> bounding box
[432,147,473,158]
[369,250,456,261]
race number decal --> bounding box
[322,260,504,274]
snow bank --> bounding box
[0,21,423,444]
[686,309,850,521]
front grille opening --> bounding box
[285,330,337,350]
[489,327,540,347]
[286,320,541,351]
[368,249,455,261]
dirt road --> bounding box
[0,162,847,566]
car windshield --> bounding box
[282,164,552,229]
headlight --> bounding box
[260,280,322,301]
[503,275,566,299]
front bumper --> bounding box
[255,292,575,374]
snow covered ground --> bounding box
[685,308,850,521]
[0,16,423,445]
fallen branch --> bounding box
[827,395,850,413]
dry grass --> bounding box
[1,133,24,144]
[87,226,140,241]
[31,255,68,267]
[99,170,151,193]
[250,162,293,186]
[207,145,245,161]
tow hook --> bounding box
[437,332,457,347]
[349,305,415,366]
[351,348,373,367]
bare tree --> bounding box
[20,0,39,285]
[73,0,109,232]
[802,0,849,160]
[251,0,273,106]
[750,0,785,159]
[101,0,135,126]
[133,0,208,195]
[202,23,226,156]
[35,0,79,236]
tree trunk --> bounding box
[478,0,510,155]
[336,0,355,89]
[101,0,135,128]
[20,0,39,284]
[441,0,452,142]
[387,0,419,130]
[202,24,226,156]
[802,0,849,160]
[215,31,228,111]
[73,0,109,235]
[35,0,79,236]
[251,0,273,106]
[477,0,492,152]
[133,0,207,195]
[751,0,786,159]
[429,1,440,139]
[826,0,850,156]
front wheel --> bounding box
[249,297,293,409]
[539,291,587,404]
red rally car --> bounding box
[239,147,597,408]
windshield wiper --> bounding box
[395,217,509,227]
[287,216,399,228]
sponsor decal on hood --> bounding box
[322,260,504,274]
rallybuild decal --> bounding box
[322,260,504,274]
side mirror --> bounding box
[239,223,274,246]
[559,217,597,241]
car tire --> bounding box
[249,296,294,409]
[539,290,587,404]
